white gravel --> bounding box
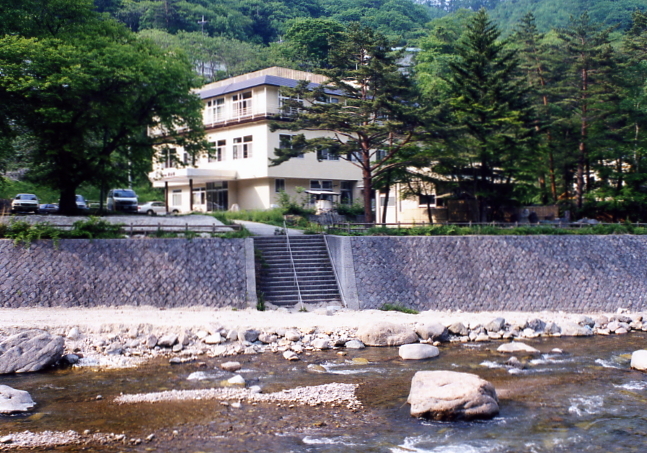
[115,383,361,410]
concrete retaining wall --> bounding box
[345,236,647,313]
[0,238,252,308]
[3,235,647,313]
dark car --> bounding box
[38,203,59,215]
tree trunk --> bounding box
[362,166,373,224]
[58,184,79,216]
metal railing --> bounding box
[283,220,304,310]
[7,222,241,236]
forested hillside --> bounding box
[96,0,646,81]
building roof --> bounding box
[199,75,318,100]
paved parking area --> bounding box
[1,213,225,226]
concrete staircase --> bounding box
[254,235,341,306]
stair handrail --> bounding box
[284,220,304,310]
[323,234,346,308]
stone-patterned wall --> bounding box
[350,236,647,312]
[0,238,249,308]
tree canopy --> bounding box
[0,0,207,214]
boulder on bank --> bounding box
[0,385,36,413]
[560,322,594,337]
[407,371,499,421]
[356,322,418,347]
[0,330,65,374]
[415,323,448,342]
[631,350,647,371]
[399,344,439,360]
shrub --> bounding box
[380,303,419,314]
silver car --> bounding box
[11,194,39,214]
[138,201,167,216]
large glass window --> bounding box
[206,181,228,211]
[275,179,285,193]
[206,98,225,123]
[233,135,252,159]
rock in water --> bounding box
[497,342,540,354]
[631,350,647,371]
[356,322,418,346]
[0,385,36,413]
[407,371,499,421]
[399,344,440,360]
[0,330,65,374]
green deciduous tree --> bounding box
[0,0,207,214]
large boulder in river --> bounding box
[497,342,540,354]
[407,371,499,421]
[357,322,418,346]
[399,344,439,360]
[631,350,647,371]
[0,385,36,413]
[0,330,65,374]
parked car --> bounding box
[138,201,167,216]
[76,195,89,212]
[38,203,59,215]
[11,194,39,214]
[106,189,138,213]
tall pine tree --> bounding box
[445,8,537,218]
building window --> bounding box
[374,149,388,161]
[232,91,252,118]
[419,194,436,207]
[340,181,353,205]
[193,187,206,205]
[317,148,339,161]
[311,180,333,191]
[233,135,252,159]
[279,91,303,117]
[161,148,177,169]
[206,97,225,123]
[209,139,226,162]
[172,189,182,206]
[279,134,303,158]
[275,179,285,193]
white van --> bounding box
[107,189,138,213]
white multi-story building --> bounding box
[149,67,362,213]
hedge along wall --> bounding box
[0,238,251,308]
[349,236,647,313]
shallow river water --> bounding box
[2,333,647,452]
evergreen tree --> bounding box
[444,9,537,217]
[555,13,618,209]
[270,23,425,223]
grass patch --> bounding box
[380,303,419,314]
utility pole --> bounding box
[197,15,207,35]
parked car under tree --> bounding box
[11,194,39,214]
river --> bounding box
[2,333,647,452]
